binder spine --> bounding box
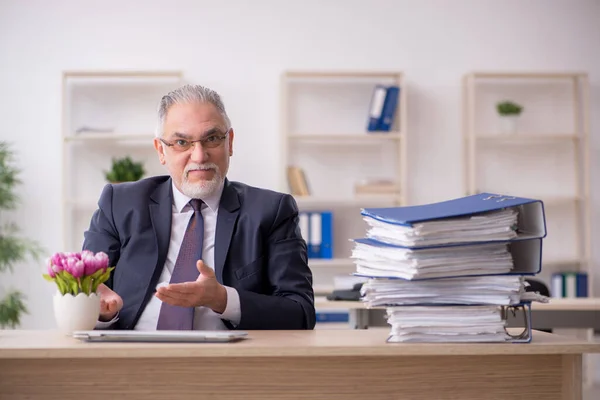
[320,212,333,259]
[378,86,399,131]
[309,212,322,258]
[367,85,387,131]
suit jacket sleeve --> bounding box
[236,194,316,330]
[82,184,121,290]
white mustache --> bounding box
[185,163,219,175]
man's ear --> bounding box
[228,129,234,157]
[153,138,166,165]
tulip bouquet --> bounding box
[43,251,115,296]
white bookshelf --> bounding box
[280,70,407,294]
[288,133,404,143]
[61,70,184,251]
[463,71,591,296]
[63,133,156,142]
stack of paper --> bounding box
[351,193,548,343]
[360,276,525,307]
[363,208,518,247]
[385,306,508,343]
[351,240,514,280]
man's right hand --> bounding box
[97,283,123,321]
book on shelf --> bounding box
[551,272,588,298]
[350,192,549,343]
[287,166,310,196]
[366,85,400,132]
[299,211,333,259]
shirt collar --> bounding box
[171,179,224,213]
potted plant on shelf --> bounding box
[0,141,43,329]
[104,156,145,183]
[43,251,114,334]
[496,100,523,134]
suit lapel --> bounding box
[148,178,173,290]
[215,179,240,283]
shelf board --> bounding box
[63,71,183,85]
[542,259,585,268]
[284,70,402,79]
[294,195,399,208]
[64,133,155,142]
[468,71,586,79]
[309,258,355,269]
[541,196,584,206]
[474,134,579,143]
[288,133,403,143]
[64,70,183,78]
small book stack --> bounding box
[351,193,549,343]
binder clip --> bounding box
[500,303,533,342]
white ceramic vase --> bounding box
[500,115,519,134]
[53,291,101,334]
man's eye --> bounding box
[175,140,189,146]
[204,136,218,142]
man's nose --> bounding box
[189,142,209,162]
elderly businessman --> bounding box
[83,84,316,331]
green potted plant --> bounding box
[496,100,523,134]
[104,156,145,183]
[0,141,43,329]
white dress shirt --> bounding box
[97,180,242,330]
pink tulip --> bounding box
[94,252,109,271]
[65,256,77,270]
[81,250,105,275]
[81,251,93,274]
[81,250,94,259]
[51,253,65,272]
[70,260,85,278]
[64,252,81,260]
[63,257,82,278]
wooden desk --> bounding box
[316,298,600,330]
[1,329,599,400]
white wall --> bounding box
[0,0,598,328]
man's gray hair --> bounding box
[156,84,231,137]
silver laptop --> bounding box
[72,330,248,343]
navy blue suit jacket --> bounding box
[82,176,316,330]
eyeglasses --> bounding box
[159,130,229,152]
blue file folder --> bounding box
[378,86,400,131]
[366,85,387,131]
[353,237,543,278]
[299,211,333,259]
[361,193,547,242]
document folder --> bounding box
[385,302,533,343]
[361,193,546,247]
[352,237,543,279]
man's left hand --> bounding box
[155,260,228,314]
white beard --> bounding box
[180,162,223,198]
